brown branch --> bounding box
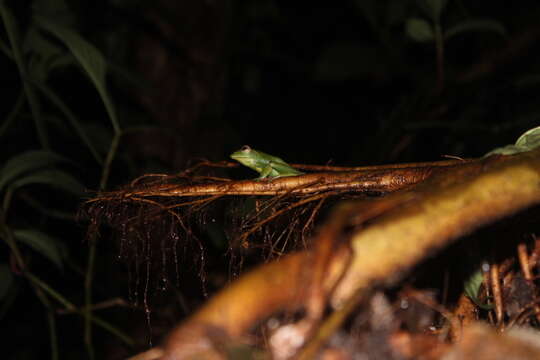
[518,243,532,280]
[331,150,540,307]
[158,149,540,359]
[87,158,493,206]
[291,158,474,172]
[490,263,504,327]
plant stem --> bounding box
[100,132,122,191]
[85,238,96,360]
[84,130,122,358]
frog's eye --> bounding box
[240,145,252,152]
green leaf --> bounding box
[0,2,48,148]
[35,16,120,133]
[31,79,103,164]
[444,19,507,40]
[405,18,435,43]
[515,126,540,149]
[24,26,69,81]
[0,151,70,192]
[464,269,493,310]
[13,229,64,269]
[10,169,85,196]
[485,144,523,156]
[0,263,14,301]
[485,125,540,156]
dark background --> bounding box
[2,0,540,358]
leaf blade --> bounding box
[10,169,85,196]
[0,2,48,147]
[13,229,65,269]
[405,17,435,43]
[0,151,70,192]
[444,19,507,40]
[35,16,120,133]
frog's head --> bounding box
[231,145,261,170]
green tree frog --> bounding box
[230,145,304,179]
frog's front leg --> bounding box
[258,164,275,179]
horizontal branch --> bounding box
[89,157,494,204]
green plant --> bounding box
[0,1,135,358]
[405,0,506,91]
